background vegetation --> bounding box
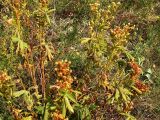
[0,0,159,120]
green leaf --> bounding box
[81,38,91,44]
[64,96,74,113]
[121,94,127,102]
[19,41,28,50]
[13,90,28,98]
[72,90,82,94]
[115,89,120,101]
[131,86,142,94]
[119,87,127,102]
[47,9,55,14]
[12,36,20,43]
[89,104,97,110]
[22,116,32,120]
[82,107,91,120]
[66,92,77,103]
[111,97,115,104]
[120,112,136,120]
[62,101,66,118]
[23,93,33,110]
[123,88,133,96]
[12,36,28,54]
[44,103,49,120]
[50,106,56,111]
[34,106,44,114]
[46,14,51,25]
[0,92,3,97]
[45,44,53,61]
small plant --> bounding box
[80,1,149,119]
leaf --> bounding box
[44,103,49,120]
[66,92,77,103]
[121,94,128,102]
[45,44,53,61]
[50,106,56,111]
[120,112,136,120]
[12,36,20,43]
[111,97,115,104]
[72,90,82,94]
[82,107,91,120]
[145,74,151,80]
[64,96,74,113]
[131,86,142,94]
[28,86,38,91]
[13,90,28,98]
[123,88,133,96]
[0,92,4,97]
[34,106,44,114]
[46,13,51,25]
[115,89,120,101]
[80,38,91,44]
[147,15,160,22]
[119,87,127,102]
[23,94,33,110]
[12,36,28,54]
[22,116,32,120]
[146,68,152,74]
[89,104,97,110]
[145,74,153,83]
[47,9,55,14]
[62,101,66,118]
[19,41,28,51]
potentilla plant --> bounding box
[80,1,149,119]
[0,0,57,119]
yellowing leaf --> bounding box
[131,86,142,94]
[66,92,77,103]
[13,90,28,98]
[46,13,51,25]
[45,44,54,61]
[12,36,20,43]
[115,89,120,101]
[119,87,127,102]
[22,116,32,120]
[123,88,133,96]
[62,101,66,118]
[81,38,91,44]
[64,96,74,113]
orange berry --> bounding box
[54,68,58,71]
[7,18,13,25]
[68,61,71,64]
[58,72,62,77]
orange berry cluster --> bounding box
[123,101,134,112]
[0,71,10,85]
[135,80,149,92]
[129,61,142,81]
[111,24,135,40]
[90,1,100,12]
[54,60,73,90]
[129,61,149,92]
[52,110,67,120]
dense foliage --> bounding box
[0,0,159,120]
